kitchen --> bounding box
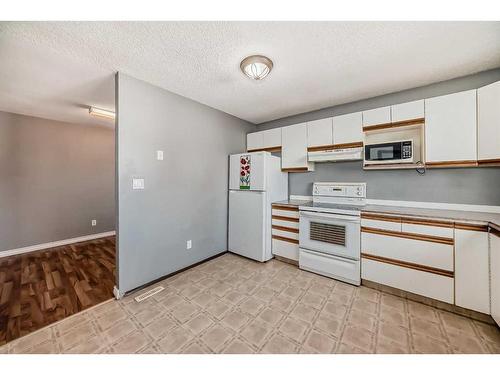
[1,19,500,359]
[229,77,500,338]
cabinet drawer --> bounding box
[300,249,360,285]
[361,231,454,271]
[272,209,299,219]
[272,239,299,261]
[272,218,299,229]
[401,218,454,238]
[361,258,454,304]
[272,228,299,240]
[361,218,401,232]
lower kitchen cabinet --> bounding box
[272,238,299,261]
[361,231,454,271]
[271,204,300,261]
[455,226,490,314]
[491,228,500,325]
[362,257,454,304]
[361,222,455,304]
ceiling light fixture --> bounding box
[240,55,273,81]
[89,106,115,120]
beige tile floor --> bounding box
[2,253,500,354]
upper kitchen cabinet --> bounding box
[282,123,315,172]
[425,90,477,167]
[362,106,391,128]
[307,118,333,149]
[478,80,500,165]
[246,128,282,152]
[391,100,424,123]
[332,112,363,146]
[247,131,263,151]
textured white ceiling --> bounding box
[1,21,500,126]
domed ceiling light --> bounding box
[240,55,273,81]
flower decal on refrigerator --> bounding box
[239,155,251,189]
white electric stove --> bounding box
[298,182,366,285]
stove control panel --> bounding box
[313,182,366,199]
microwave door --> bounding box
[365,142,402,163]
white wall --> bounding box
[116,73,254,294]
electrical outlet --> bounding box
[91,219,97,226]
[156,150,164,161]
[186,240,192,250]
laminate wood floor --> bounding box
[0,236,115,345]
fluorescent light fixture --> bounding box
[89,106,115,120]
[240,55,273,81]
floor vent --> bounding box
[134,286,165,302]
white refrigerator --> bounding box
[228,152,288,262]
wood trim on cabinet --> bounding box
[272,235,299,244]
[271,204,299,212]
[272,215,299,223]
[282,167,309,172]
[307,142,364,152]
[247,146,282,153]
[490,226,500,238]
[360,212,401,223]
[477,158,500,167]
[361,252,454,278]
[425,160,478,168]
[272,225,299,233]
[401,217,454,228]
[362,118,425,132]
[361,226,454,245]
[454,222,489,232]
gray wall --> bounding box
[116,73,254,294]
[256,68,500,206]
[0,111,115,252]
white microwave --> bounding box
[364,140,414,164]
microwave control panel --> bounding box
[402,141,412,159]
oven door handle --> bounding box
[299,210,360,222]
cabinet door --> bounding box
[362,106,391,127]
[332,112,363,145]
[307,118,333,148]
[262,128,282,149]
[455,228,490,314]
[425,90,477,164]
[491,230,500,326]
[391,100,424,122]
[478,81,500,161]
[247,132,263,151]
[282,123,314,171]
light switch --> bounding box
[132,178,145,190]
[156,150,164,161]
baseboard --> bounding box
[113,285,123,300]
[122,250,227,297]
[0,231,116,258]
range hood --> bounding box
[308,147,363,162]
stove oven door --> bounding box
[299,210,360,260]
